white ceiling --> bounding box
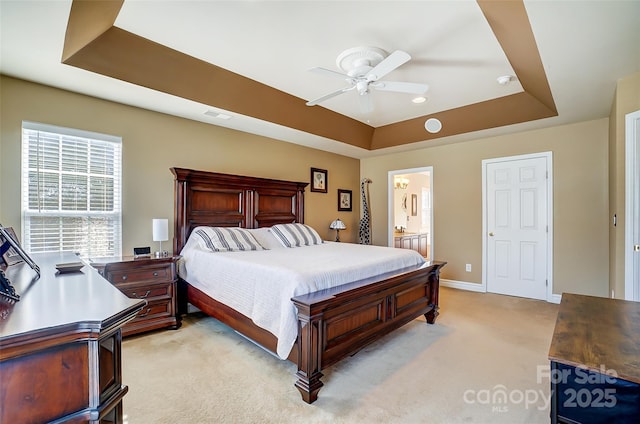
[1,1,639,158]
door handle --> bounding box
[489,232,494,237]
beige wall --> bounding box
[362,119,610,297]
[609,71,640,298]
[3,74,634,300]
[0,76,361,253]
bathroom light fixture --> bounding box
[329,218,346,242]
[394,177,409,190]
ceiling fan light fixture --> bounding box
[425,118,442,134]
[337,46,387,74]
[306,46,428,113]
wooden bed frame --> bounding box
[172,167,446,403]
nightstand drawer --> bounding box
[118,281,173,300]
[135,298,172,320]
[107,264,172,284]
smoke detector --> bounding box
[497,75,515,85]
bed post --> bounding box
[293,306,324,404]
[425,261,445,324]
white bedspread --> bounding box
[179,238,425,359]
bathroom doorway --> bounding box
[388,167,433,259]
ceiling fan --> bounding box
[305,46,429,113]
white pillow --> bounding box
[270,223,323,248]
[247,228,286,249]
[193,227,265,252]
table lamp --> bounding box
[152,218,168,257]
[329,218,346,242]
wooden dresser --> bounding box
[90,255,181,336]
[394,232,428,257]
[0,252,145,424]
[548,293,640,424]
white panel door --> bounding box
[486,156,548,300]
[625,110,640,300]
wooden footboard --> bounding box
[291,261,445,403]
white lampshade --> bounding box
[329,218,346,230]
[152,218,168,242]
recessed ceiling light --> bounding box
[424,118,442,134]
[412,96,427,104]
[204,110,231,120]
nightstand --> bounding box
[91,255,181,336]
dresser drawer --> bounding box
[106,263,173,285]
[118,281,173,301]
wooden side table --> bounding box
[91,255,181,336]
[548,293,640,423]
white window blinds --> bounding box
[21,122,122,257]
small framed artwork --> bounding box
[0,227,23,266]
[338,189,352,212]
[310,168,328,193]
[0,227,40,278]
[411,194,418,216]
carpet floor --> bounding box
[121,287,559,423]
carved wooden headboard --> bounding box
[171,168,308,253]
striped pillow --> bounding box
[271,223,323,248]
[194,227,265,252]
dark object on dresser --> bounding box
[172,167,445,404]
[92,255,181,336]
[133,246,151,257]
[0,252,144,423]
[0,268,19,302]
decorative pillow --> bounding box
[270,223,323,248]
[193,227,266,252]
[247,228,285,250]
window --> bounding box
[21,122,122,257]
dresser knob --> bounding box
[153,272,159,277]
[121,275,127,280]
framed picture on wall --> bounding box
[310,168,328,193]
[338,189,352,212]
[0,227,23,266]
[411,194,418,216]
[0,226,40,278]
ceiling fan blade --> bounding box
[309,67,352,81]
[365,50,411,82]
[358,92,374,114]
[373,81,429,94]
[306,86,355,106]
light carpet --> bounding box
[122,287,559,423]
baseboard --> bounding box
[442,279,563,305]
[441,279,485,292]
[549,293,562,304]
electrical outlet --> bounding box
[465,263,472,272]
